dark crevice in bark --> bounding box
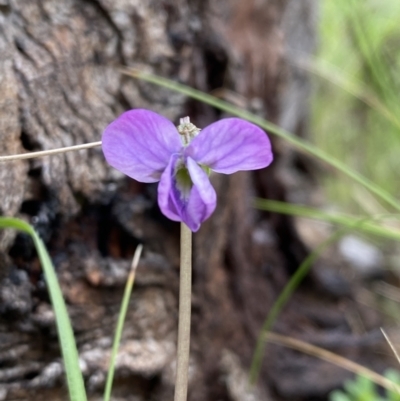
[19,131,39,151]
[13,38,37,67]
[0,4,10,15]
[203,47,229,91]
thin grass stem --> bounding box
[103,244,143,401]
[174,223,192,401]
[0,141,102,162]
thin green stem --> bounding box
[174,223,193,401]
[103,244,143,401]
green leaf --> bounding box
[0,217,87,401]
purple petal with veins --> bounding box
[102,109,182,183]
[187,118,273,174]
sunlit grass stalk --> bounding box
[120,67,400,212]
[0,218,87,401]
[103,244,143,401]
[174,223,193,401]
[249,230,345,384]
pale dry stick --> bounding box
[0,141,102,162]
[266,332,400,393]
[381,328,400,366]
[174,223,192,401]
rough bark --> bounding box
[0,1,390,400]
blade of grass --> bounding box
[0,217,87,401]
[254,198,400,241]
[249,229,346,384]
[119,67,400,212]
[265,332,400,394]
[104,244,143,401]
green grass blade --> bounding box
[103,244,143,401]
[254,198,400,241]
[0,217,87,401]
[249,229,345,384]
[120,67,400,212]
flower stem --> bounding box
[174,223,192,401]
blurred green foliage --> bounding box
[313,0,400,211]
[330,370,400,401]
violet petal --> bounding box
[184,157,216,231]
[157,156,216,231]
[157,154,182,222]
[187,118,273,174]
[102,109,182,183]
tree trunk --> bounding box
[0,1,388,400]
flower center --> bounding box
[177,116,201,146]
[175,163,192,200]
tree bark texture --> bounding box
[0,1,390,400]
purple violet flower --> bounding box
[102,109,273,232]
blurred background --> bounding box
[1,0,400,400]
